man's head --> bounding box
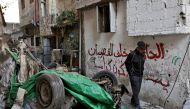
[137,41,146,55]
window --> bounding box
[50,14,56,24]
[41,0,46,17]
[36,37,41,46]
[31,37,41,46]
[21,0,25,9]
[96,2,116,32]
[31,37,34,46]
[0,39,2,51]
[30,0,34,3]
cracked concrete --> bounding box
[121,94,164,109]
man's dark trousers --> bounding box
[129,75,143,106]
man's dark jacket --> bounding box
[125,49,145,77]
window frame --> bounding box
[21,0,25,9]
[36,37,41,46]
[41,0,47,17]
[96,2,116,33]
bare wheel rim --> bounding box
[99,75,121,104]
[100,76,113,92]
[37,79,52,107]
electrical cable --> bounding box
[163,39,190,108]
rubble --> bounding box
[11,88,27,109]
[0,57,15,109]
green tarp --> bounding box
[7,70,115,109]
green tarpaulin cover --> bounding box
[7,70,115,109]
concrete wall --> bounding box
[3,23,20,34]
[57,0,75,12]
[127,0,190,36]
[81,0,190,108]
[75,0,101,9]
[18,0,35,26]
[2,23,23,40]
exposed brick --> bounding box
[127,0,190,36]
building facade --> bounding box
[76,0,190,108]
[39,0,79,66]
[18,0,41,60]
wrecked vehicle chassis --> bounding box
[35,70,125,109]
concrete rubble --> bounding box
[11,88,27,109]
[0,57,15,109]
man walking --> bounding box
[125,41,146,109]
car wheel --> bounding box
[36,74,65,109]
[92,71,121,108]
[92,70,118,86]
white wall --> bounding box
[82,0,190,108]
[18,0,35,26]
[127,0,190,36]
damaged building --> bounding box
[18,0,80,69]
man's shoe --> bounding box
[130,98,136,106]
[130,101,135,106]
[135,105,142,109]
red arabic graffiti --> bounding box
[88,42,166,77]
[88,43,128,57]
[145,43,165,59]
[163,87,169,93]
[94,56,127,76]
[144,76,170,93]
[88,43,165,59]
[145,77,170,87]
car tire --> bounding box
[92,70,118,86]
[36,74,65,109]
